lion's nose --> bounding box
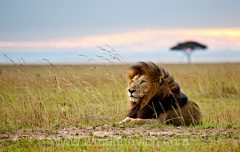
[128,89,136,94]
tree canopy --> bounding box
[170,41,207,52]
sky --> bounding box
[1,0,240,64]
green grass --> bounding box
[1,63,239,128]
[0,52,240,151]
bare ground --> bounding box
[1,125,239,141]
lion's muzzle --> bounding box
[128,89,139,102]
[128,89,136,97]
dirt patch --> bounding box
[1,125,239,141]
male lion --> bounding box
[120,62,202,126]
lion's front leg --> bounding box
[120,112,170,125]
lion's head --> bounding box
[127,74,150,102]
[127,62,180,109]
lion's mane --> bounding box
[126,62,189,120]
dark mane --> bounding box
[127,62,188,119]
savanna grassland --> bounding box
[0,54,240,151]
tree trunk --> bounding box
[187,53,191,64]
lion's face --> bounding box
[127,75,151,102]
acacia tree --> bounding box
[170,41,207,63]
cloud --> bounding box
[1,28,240,52]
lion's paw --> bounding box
[119,117,133,123]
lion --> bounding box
[120,62,202,126]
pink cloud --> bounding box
[1,28,240,51]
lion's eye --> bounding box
[140,80,146,84]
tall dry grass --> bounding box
[0,52,240,128]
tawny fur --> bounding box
[121,62,202,126]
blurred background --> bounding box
[1,0,240,64]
